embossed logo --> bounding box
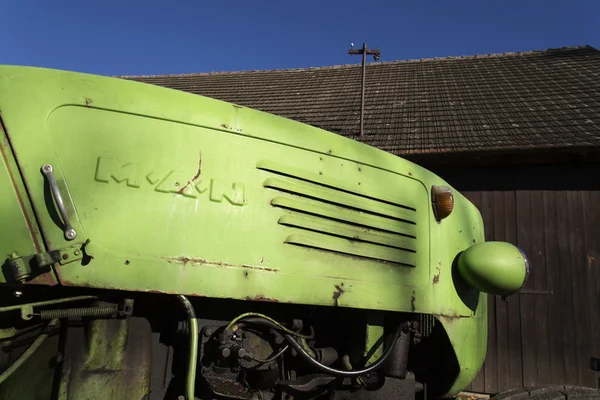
[95,157,246,206]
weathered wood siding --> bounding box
[431,163,600,394]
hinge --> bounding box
[3,241,88,283]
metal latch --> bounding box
[3,242,87,283]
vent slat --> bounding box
[285,233,416,266]
[257,160,415,210]
[271,196,417,238]
[265,177,416,223]
[279,214,417,252]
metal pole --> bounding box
[348,42,380,139]
[360,43,367,138]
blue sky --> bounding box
[1,0,598,76]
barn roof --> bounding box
[120,45,600,161]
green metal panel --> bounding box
[0,120,53,285]
[0,65,489,396]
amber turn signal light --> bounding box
[431,185,454,222]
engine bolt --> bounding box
[204,328,213,337]
[237,348,247,358]
[221,348,231,358]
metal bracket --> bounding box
[3,242,87,283]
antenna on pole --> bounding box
[348,42,381,138]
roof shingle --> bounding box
[121,45,600,156]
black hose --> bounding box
[246,345,290,364]
[234,318,315,339]
[283,322,410,377]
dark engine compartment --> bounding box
[0,287,460,400]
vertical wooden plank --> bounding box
[505,190,523,390]
[493,191,511,393]
[542,190,566,384]
[555,191,578,384]
[516,190,537,387]
[567,191,595,387]
[530,191,552,385]
[583,191,600,386]
[582,190,600,388]
[481,191,498,394]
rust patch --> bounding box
[408,171,413,176]
[332,284,344,306]
[221,123,230,129]
[233,105,243,109]
[177,153,202,195]
[24,271,59,286]
[160,256,278,272]
[410,295,416,312]
[242,264,278,272]
[432,266,441,284]
[84,97,92,106]
[246,295,279,303]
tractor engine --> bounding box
[0,290,432,400]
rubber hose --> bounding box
[283,322,410,377]
[0,319,59,385]
[177,295,198,400]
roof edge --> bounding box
[117,44,597,79]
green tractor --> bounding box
[0,66,596,400]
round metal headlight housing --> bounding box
[516,245,530,292]
[457,241,529,296]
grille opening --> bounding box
[265,182,417,225]
[286,240,416,268]
[279,215,417,253]
[272,200,417,239]
[257,163,417,212]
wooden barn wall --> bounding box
[429,162,600,394]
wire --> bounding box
[177,295,198,400]
[246,345,290,364]
[0,319,59,385]
[282,322,410,377]
[225,312,313,339]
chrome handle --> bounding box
[41,164,77,241]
